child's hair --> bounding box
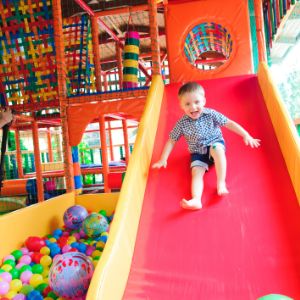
[178,82,205,97]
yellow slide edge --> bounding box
[258,62,300,204]
[86,75,165,300]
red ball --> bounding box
[31,252,44,264]
[25,236,46,252]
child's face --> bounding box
[179,91,206,119]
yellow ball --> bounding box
[48,237,57,243]
[92,250,102,258]
[40,246,50,255]
[40,255,52,267]
[67,236,76,244]
[29,274,43,288]
[10,279,22,292]
[42,267,50,278]
[5,291,17,299]
[1,264,12,272]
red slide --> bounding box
[123,75,300,300]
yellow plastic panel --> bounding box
[75,192,119,215]
[0,192,75,259]
[86,75,165,300]
[258,62,300,203]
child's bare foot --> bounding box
[217,183,229,196]
[180,198,202,210]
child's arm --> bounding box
[152,138,176,169]
[225,120,261,148]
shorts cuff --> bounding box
[191,160,209,171]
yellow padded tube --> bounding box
[86,75,165,300]
[258,62,300,203]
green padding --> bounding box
[125,38,140,47]
[124,52,139,61]
[297,124,300,136]
[123,67,138,75]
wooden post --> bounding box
[91,16,102,92]
[122,119,130,164]
[254,0,267,62]
[116,42,123,89]
[52,0,74,192]
[47,129,53,162]
[99,115,110,192]
[108,121,115,161]
[148,0,161,75]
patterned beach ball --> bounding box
[63,205,88,230]
[83,212,109,238]
[49,252,94,299]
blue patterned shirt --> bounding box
[169,108,228,154]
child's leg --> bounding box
[181,166,205,210]
[210,144,229,195]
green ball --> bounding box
[47,291,59,299]
[31,264,44,274]
[3,259,16,268]
[11,249,23,260]
[36,282,48,293]
[258,294,293,300]
[9,268,20,279]
[19,265,32,274]
[20,284,34,295]
[99,209,107,217]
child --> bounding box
[152,82,260,210]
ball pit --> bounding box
[0,208,113,299]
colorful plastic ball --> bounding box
[20,270,32,284]
[0,280,10,295]
[49,252,94,299]
[63,205,88,230]
[11,250,23,261]
[83,213,109,238]
[29,274,43,288]
[258,295,293,300]
[25,237,46,252]
[12,294,26,300]
[10,279,22,292]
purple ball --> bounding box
[63,205,88,230]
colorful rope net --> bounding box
[184,22,233,69]
[0,0,95,108]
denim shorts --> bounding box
[190,141,225,171]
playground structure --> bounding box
[0,0,300,299]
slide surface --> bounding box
[123,75,300,299]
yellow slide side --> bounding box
[86,75,165,300]
[258,62,300,203]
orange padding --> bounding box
[258,62,300,203]
[0,179,28,196]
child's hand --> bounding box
[244,135,261,148]
[152,160,167,169]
